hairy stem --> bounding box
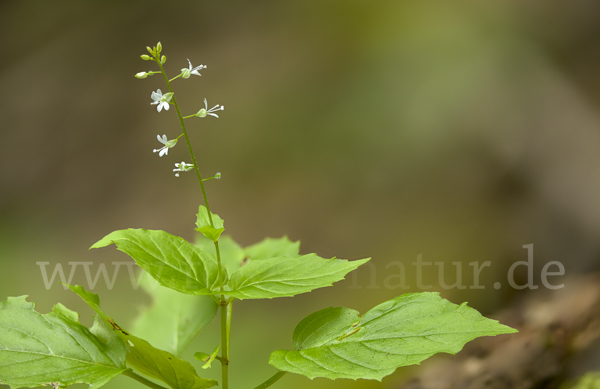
[157,59,229,386]
[123,370,169,389]
[157,60,225,286]
[157,62,215,226]
[220,298,233,389]
[252,371,287,389]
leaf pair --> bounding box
[91,227,369,301]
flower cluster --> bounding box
[136,42,224,179]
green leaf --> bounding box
[91,229,222,295]
[227,255,369,300]
[193,345,219,369]
[0,296,127,389]
[244,236,300,261]
[66,284,217,389]
[125,335,217,389]
[195,235,245,276]
[269,292,518,380]
[132,276,218,356]
[195,206,225,242]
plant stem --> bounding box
[157,60,224,283]
[158,59,230,388]
[252,371,287,389]
[123,370,168,389]
[157,62,215,226]
[220,298,233,389]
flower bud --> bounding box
[161,55,167,65]
[140,54,151,60]
[215,172,222,180]
[135,72,148,79]
[146,46,154,56]
[156,42,162,54]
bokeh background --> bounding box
[2,0,600,388]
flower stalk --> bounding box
[155,53,231,389]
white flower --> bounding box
[196,98,224,118]
[173,161,194,177]
[151,89,173,112]
[153,134,178,157]
[215,172,221,179]
[181,59,206,79]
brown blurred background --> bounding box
[1,0,600,388]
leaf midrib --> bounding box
[0,348,123,370]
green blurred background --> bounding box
[2,0,600,388]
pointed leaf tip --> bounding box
[269,292,517,380]
[227,255,369,300]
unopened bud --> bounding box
[146,46,154,56]
[140,54,151,60]
[161,55,167,65]
[135,72,148,79]
[215,172,222,180]
[156,42,162,54]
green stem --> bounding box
[220,298,232,389]
[169,74,183,82]
[123,370,168,389]
[158,58,230,388]
[157,60,223,281]
[252,371,287,389]
[158,62,214,224]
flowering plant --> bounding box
[0,42,516,389]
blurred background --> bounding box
[2,0,600,388]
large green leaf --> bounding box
[91,229,222,295]
[227,255,369,300]
[195,206,225,242]
[132,276,218,356]
[0,296,127,389]
[195,235,245,276]
[269,292,518,380]
[125,335,217,389]
[66,284,217,389]
[244,236,300,261]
